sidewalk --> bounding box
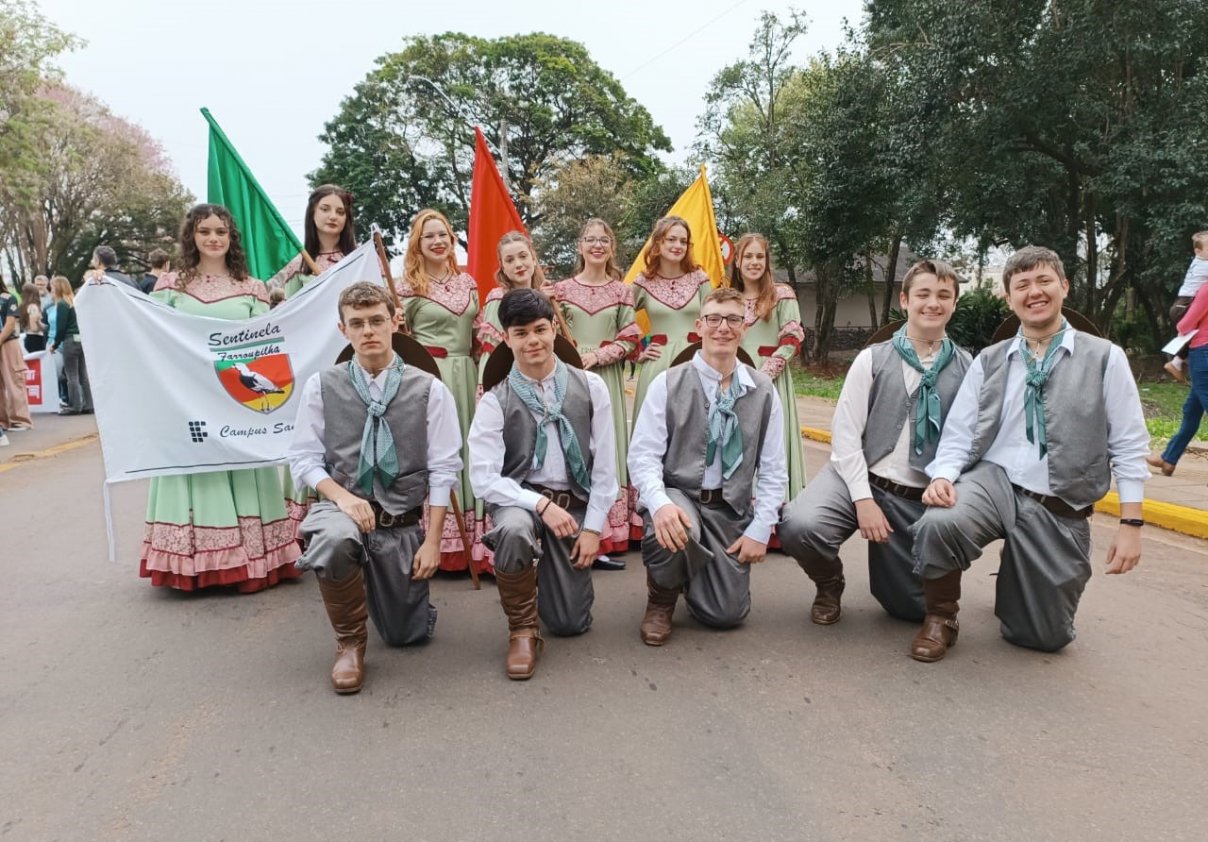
[0,413,98,475]
[795,394,1208,540]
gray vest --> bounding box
[662,363,775,520]
[491,366,595,501]
[966,333,1114,510]
[863,340,972,470]
[319,363,433,514]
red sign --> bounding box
[25,357,44,407]
[719,231,735,265]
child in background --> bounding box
[1164,230,1208,383]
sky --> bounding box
[38,0,866,236]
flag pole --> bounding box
[301,250,321,276]
[371,225,479,589]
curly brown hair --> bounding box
[642,215,699,278]
[176,204,250,287]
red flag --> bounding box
[466,126,526,304]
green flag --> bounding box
[201,107,302,280]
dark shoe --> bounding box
[592,554,626,571]
[639,572,680,646]
[910,569,962,663]
[1164,360,1188,384]
[810,573,845,625]
[80,409,94,415]
[317,570,369,694]
[1146,453,1176,477]
[495,567,543,680]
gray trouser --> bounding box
[778,463,925,621]
[61,336,92,412]
[483,504,594,637]
[641,488,751,629]
[298,501,432,647]
[911,462,1093,652]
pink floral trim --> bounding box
[634,270,709,310]
[551,278,635,315]
[761,356,787,379]
[156,272,269,304]
[485,287,505,304]
[268,251,344,288]
[780,319,805,345]
[395,272,478,316]
[141,516,300,578]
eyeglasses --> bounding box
[580,236,612,246]
[345,316,390,331]
[702,314,744,329]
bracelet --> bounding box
[1119,518,1144,527]
[537,499,549,515]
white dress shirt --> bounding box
[628,353,787,544]
[468,367,618,533]
[830,346,934,500]
[927,330,1149,503]
[287,358,463,506]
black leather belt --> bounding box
[531,485,586,511]
[368,502,422,529]
[699,488,726,506]
[1011,485,1093,519]
[868,473,925,502]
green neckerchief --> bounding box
[891,326,957,455]
[348,354,405,495]
[1019,319,1069,457]
[707,373,745,479]
[507,359,591,492]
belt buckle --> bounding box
[379,509,397,528]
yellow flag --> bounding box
[625,165,726,333]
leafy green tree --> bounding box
[311,32,671,247]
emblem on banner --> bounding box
[214,355,294,414]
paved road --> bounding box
[2,434,1206,841]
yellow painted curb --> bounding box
[801,426,1208,539]
[0,434,98,475]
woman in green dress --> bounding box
[476,231,549,377]
[141,204,302,592]
[395,209,483,574]
[730,232,807,500]
[270,185,358,535]
[630,215,713,424]
[549,219,641,563]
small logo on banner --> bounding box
[207,321,294,415]
[188,420,208,443]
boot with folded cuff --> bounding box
[495,566,544,680]
[317,568,369,694]
[639,571,681,646]
[910,569,962,663]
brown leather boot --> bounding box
[639,572,680,646]
[910,569,961,663]
[495,567,543,680]
[316,569,369,694]
[809,572,845,625]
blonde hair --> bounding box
[495,231,547,290]
[403,209,459,296]
[573,218,623,281]
[1193,231,1208,251]
[51,275,74,306]
[642,215,699,278]
[728,233,776,321]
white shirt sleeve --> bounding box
[829,348,875,500]
[1102,345,1150,503]
[627,372,673,515]
[425,380,463,507]
[583,372,619,533]
[746,393,787,544]
[288,373,331,492]
[467,392,544,513]
[926,354,983,483]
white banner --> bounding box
[76,242,385,483]
[22,347,59,414]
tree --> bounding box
[311,32,671,247]
[531,154,633,278]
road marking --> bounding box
[0,434,98,475]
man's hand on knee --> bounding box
[412,535,441,580]
[653,503,693,552]
[922,478,957,508]
[539,500,579,539]
[726,535,768,564]
[855,498,893,543]
[571,529,601,570]
[333,489,375,533]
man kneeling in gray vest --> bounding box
[629,286,787,646]
[469,289,618,680]
[289,282,463,693]
[912,246,1149,661]
[779,260,970,625]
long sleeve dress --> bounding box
[739,284,807,500]
[395,273,483,573]
[140,272,302,592]
[550,277,642,554]
[630,269,713,424]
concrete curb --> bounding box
[0,434,98,476]
[799,425,1208,540]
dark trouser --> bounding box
[779,463,925,621]
[911,462,1092,652]
[1171,297,1193,360]
[484,504,594,636]
[61,336,92,412]
[298,501,433,646]
[641,488,751,629]
[1163,345,1208,465]
[23,334,46,353]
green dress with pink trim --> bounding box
[140,272,302,592]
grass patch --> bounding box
[791,366,844,401]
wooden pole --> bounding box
[300,249,321,276]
